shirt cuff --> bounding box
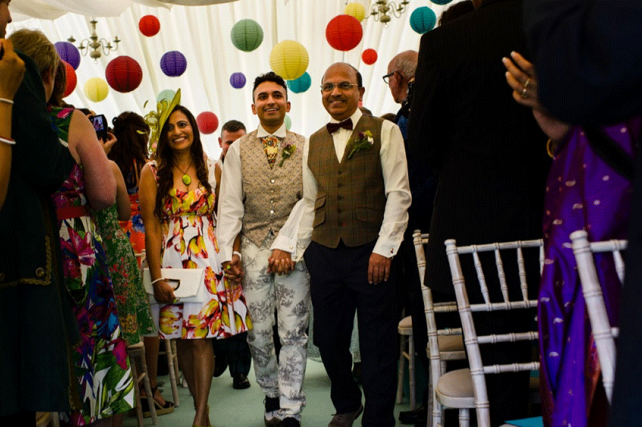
[373,239,402,258]
[270,234,298,257]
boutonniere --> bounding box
[279,141,297,167]
[347,130,374,159]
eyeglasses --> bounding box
[382,71,403,84]
[320,82,359,92]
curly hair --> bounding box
[109,111,149,190]
[154,105,211,218]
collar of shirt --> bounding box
[257,122,287,139]
[328,108,363,128]
[329,109,363,160]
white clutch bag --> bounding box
[143,268,206,303]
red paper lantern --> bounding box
[362,49,378,65]
[326,15,363,52]
[62,60,76,97]
[197,112,219,135]
[105,56,143,93]
[139,15,160,37]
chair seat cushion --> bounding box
[436,368,475,408]
[398,315,413,334]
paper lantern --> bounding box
[84,77,109,103]
[269,40,309,81]
[431,0,453,5]
[139,15,160,37]
[157,89,176,103]
[196,112,219,135]
[410,7,437,34]
[62,61,76,98]
[344,2,366,22]
[55,41,80,70]
[160,51,187,77]
[230,19,264,52]
[362,49,378,65]
[287,72,311,94]
[230,72,246,89]
[105,56,143,93]
[284,114,292,131]
[326,15,363,52]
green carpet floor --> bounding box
[123,359,414,426]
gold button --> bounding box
[35,267,45,278]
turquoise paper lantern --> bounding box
[410,7,437,34]
[431,0,453,5]
[287,72,311,94]
[157,89,176,103]
[231,19,264,52]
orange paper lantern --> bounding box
[326,15,363,52]
[62,60,76,97]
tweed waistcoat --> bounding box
[239,129,305,248]
[308,115,386,248]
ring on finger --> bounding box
[520,86,528,99]
[524,77,531,90]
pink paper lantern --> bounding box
[197,112,219,135]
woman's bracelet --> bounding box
[0,136,15,145]
[0,98,14,105]
[151,277,165,286]
[233,250,242,261]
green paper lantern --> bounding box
[285,114,292,131]
[157,89,176,103]
[231,19,264,52]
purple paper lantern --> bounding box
[160,51,187,77]
[230,72,246,89]
[55,41,80,70]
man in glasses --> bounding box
[299,62,411,427]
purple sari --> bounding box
[539,119,638,427]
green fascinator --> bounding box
[144,88,181,153]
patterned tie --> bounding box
[326,118,353,134]
[261,136,279,169]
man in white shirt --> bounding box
[217,72,310,427]
[299,62,411,427]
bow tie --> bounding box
[326,118,353,134]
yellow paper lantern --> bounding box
[84,77,109,102]
[345,2,366,22]
[269,40,309,81]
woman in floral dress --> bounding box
[139,105,251,427]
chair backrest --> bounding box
[570,229,626,403]
[414,230,462,427]
[444,238,543,427]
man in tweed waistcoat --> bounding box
[218,72,310,427]
[299,63,411,427]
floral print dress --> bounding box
[119,168,146,258]
[94,204,156,345]
[150,161,251,339]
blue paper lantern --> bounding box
[160,51,187,77]
[157,89,176,103]
[230,72,247,89]
[431,0,453,5]
[287,72,311,94]
[55,41,80,70]
[231,19,264,52]
[410,7,437,34]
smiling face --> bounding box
[252,81,290,132]
[321,63,365,121]
[165,110,194,154]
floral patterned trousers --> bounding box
[241,235,311,420]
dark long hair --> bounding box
[109,111,150,190]
[154,105,211,218]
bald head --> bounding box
[321,62,365,121]
[387,50,418,103]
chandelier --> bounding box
[367,1,410,24]
[68,19,120,60]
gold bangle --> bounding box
[546,138,554,158]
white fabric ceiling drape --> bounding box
[10,0,453,158]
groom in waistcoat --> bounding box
[217,72,310,427]
[299,63,411,427]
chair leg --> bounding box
[51,413,60,427]
[396,334,406,404]
[129,354,145,427]
[139,347,158,425]
[165,339,181,407]
[408,333,416,410]
[459,408,470,427]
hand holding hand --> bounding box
[0,39,25,101]
[268,249,295,275]
[368,253,392,285]
[153,280,177,304]
[223,254,244,284]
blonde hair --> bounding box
[9,29,60,79]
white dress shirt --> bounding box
[283,109,411,260]
[217,122,305,262]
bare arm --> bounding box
[139,164,175,303]
[67,110,115,210]
[110,161,131,221]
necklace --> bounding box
[176,159,193,186]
